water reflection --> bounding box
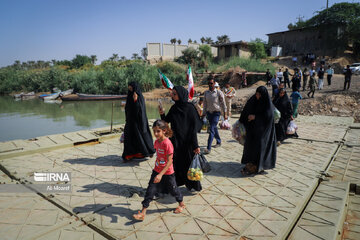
[0,96,172,141]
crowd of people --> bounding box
[124,60,354,220]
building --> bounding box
[267,25,345,57]
[146,43,217,63]
[214,41,251,60]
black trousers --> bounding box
[142,170,183,208]
[327,75,332,85]
[344,80,351,90]
[285,78,291,88]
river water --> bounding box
[0,96,172,142]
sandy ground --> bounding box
[144,73,360,122]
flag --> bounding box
[158,69,174,90]
[187,65,194,99]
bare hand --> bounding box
[224,114,228,120]
[133,92,138,102]
[154,174,162,183]
[158,106,165,115]
[248,114,255,121]
[290,116,294,120]
[194,147,200,154]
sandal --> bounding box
[174,205,186,214]
[133,211,145,221]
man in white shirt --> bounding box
[202,78,227,154]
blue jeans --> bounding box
[207,112,221,150]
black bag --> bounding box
[198,153,211,173]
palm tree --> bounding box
[216,35,230,44]
[90,55,97,65]
[141,47,147,59]
[194,40,197,43]
[132,53,139,60]
[205,37,213,44]
[51,59,57,66]
[188,38,192,44]
[200,37,206,44]
[170,38,177,44]
[109,53,119,62]
[120,56,127,61]
[177,39,182,45]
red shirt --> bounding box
[153,138,174,175]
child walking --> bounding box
[290,88,302,118]
[133,120,185,221]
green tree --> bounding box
[177,47,198,64]
[200,37,206,44]
[170,38,177,44]
[177,39,182,45]
[71,55,92,68]
[188,38,192,44]
[90,55,97,65]
[216,35,230,44]
[141,47,147,59]
[205,37,213,44]
[249,39,267,59]
[199,44,213,70]
[132,53,139,60]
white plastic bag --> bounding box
[187,155,203,181]
[220,119,231,130]
[274,108,281,123]
[286,121,298,135]
[232,120,246,145]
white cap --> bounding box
[214,82,219,88]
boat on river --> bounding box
[13,92,36,100]
[61,93,126,101]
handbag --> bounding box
[198,153,211,173]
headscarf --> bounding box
[273,88,292,119]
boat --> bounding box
[43,92,61,100]
[59,89,73,97]
[13,92,35,100]
[61,93,127,101]
[39,92,58,99]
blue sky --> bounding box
[0,0,357,67]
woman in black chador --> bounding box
[160,86,202,191]
[273,88,293,145]
[239,86,277,175]
[122,82,155,161]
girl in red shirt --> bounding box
[133,120,185,221]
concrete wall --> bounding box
[146,43,161,61]
[268,26,344,57]
[162,44,175,60]
[146,43,218,61]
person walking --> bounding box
[159,86,202,191]
[133,120,185,221]
[276,68,283,83]
[273,88,293,145]
[326,65,334,86]
[202,77,227,154]
[291,68,301,92]
[283,68,292,88]
[307,72,318,98]
[317,65,325,90]
[265,69,272,87]
[122,82,155,161]
[239,86,277,175]
[302,67,309,91]
[270,75,280,98]
[223,82,236,117]
[343,65,352,90]
[290,88,302,118]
